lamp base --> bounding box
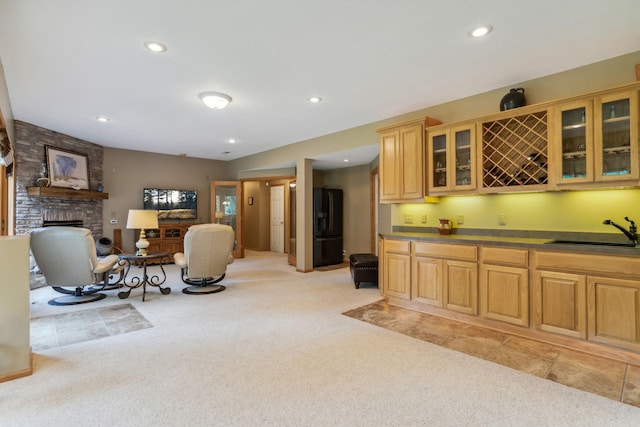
[135,230,150,256]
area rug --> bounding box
[30,303,153,351]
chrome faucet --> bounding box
[603,217,638,245]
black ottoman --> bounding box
[349,253,379,289]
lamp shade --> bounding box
[126,209,158,230]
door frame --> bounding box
[370,167,379,254]
[211,180,243,259]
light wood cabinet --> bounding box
[426,122,477,195]
[383,236,640,362]
[588,276,640,352]
[411,254,443,307]
[382,239,411,300]
[553,88,639,188]
[480,106,550,193]
[535,250,640,351]
[533,270,587,339]
[480,247,529,327]
[553,98,595,186]
[377,82,640,198]
[377,117,441,203]
[138,223,193,263]
[594,88,639,183]
[445,260,478,315]
[412,242,478,314]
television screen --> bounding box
[143,188,197,220]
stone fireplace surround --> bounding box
[14,121,105,238]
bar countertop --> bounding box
[380,231,640,256]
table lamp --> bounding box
[215,211,223,224]
[126,209,158,256]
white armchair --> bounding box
[173,223,235,294]
[30,227,121,306]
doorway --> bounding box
[211,181,243,259]
[270,184,284,253]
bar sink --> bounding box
[546,239,637,247]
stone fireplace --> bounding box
[13,121,105,238]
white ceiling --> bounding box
[0,1,639,171]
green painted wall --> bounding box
[394,188,640,234]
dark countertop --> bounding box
[380,231,640,256]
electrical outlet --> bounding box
[421,214,427,224]
[109,219,118,224]
[457,214,464,225]
[404,215,413,224]
[499,214,507,226]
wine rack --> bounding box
[481,110,549,189]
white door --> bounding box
[270,185,285,252]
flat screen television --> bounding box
[143,188,197,220]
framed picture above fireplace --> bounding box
[45,146,90,190]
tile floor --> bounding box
[30,303,153,351]
[344,300,640,408]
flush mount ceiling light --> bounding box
[144,41,167,53]
[308,96,322,103]
[96,116,110,122]
[227,138,237,144]
[469,25,493,38]
[200,92,232,109]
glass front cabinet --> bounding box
[554,89,639,187]
[427,123,476,194]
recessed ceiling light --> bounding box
[308,96,322,103]
[96,116,110,122]
[199,92,232,109]
[344,159,349,163]
[144,41,167,53]
[469,25,493,38]
[228,138,237,144]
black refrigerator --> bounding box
[313,188,343,267]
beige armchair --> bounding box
[30,227,121,306]
[173,223,234,294]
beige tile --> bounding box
[487,337,559,377]
[622,364,640,407]
[547,349,626,400]
[30,316,58,351]
[31,303,153,350]
[439,325,508,360]
[345,302,634,405]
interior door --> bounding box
[211,181,243,259]
[270,185,284,253]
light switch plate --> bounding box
[499,214,507,226]
[457,214,464,225]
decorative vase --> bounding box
[500,88,526,111]
[35,177,50,187]
[96,237,114,256]
[438,218,451,235]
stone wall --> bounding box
[14,121,104,237]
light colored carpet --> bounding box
[4,250,640,426]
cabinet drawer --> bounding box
[384,240,411,254]
[413,242,477,261]
[482,247,528,267]
[535,251,640,278]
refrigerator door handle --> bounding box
[328,192,334,232]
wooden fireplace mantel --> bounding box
[27,186,109,200]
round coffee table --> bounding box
[117,251,172,301]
